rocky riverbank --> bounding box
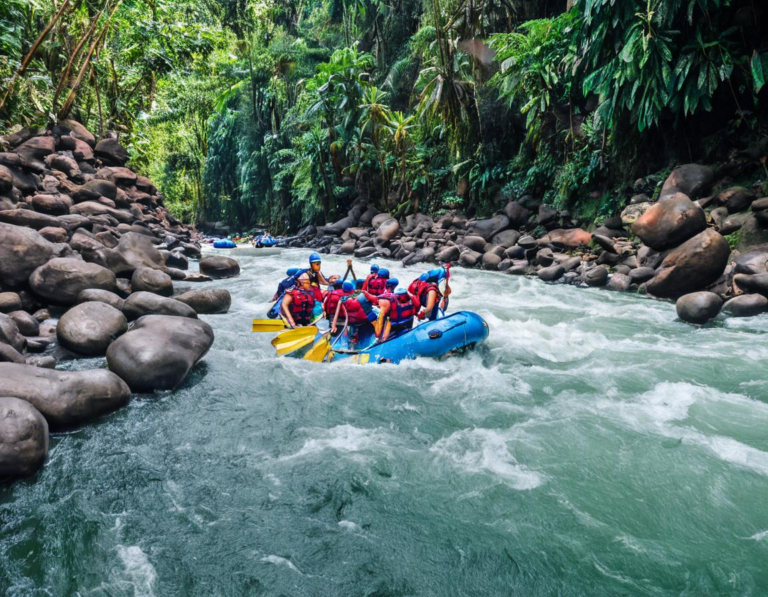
[280,164,768,325]
[0,123,240,480]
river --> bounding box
[2,248,768,596]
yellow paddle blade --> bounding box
[303,336,332,362]
[272,334,317,356]
[274,326,318,343]
[252,319,286,333]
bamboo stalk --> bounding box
[0,0,73,111]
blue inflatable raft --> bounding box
[255,235,278,248]
[308,311,489,364]
[213,239,236,249]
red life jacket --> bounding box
[417,282,441,310]
[362,273,377,292]
[367,276,388,297]
[381,293,414,326]
[288,288,315,326]
[324,288,347,318]
[340,292,376,325]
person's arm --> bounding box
[376,299,391,338]
[281,295,296,328]
[331,301,342,334]
[362,275,369,291]
[362,290,380,305]
[317,271,329,285]
[423,289,438,320]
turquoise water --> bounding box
[2,248,768,596]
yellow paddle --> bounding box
[252,319,287,333]
[303,335,332,362]
[274,326,319,343]
[271,328,319,356]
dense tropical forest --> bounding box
[1,0,767,232]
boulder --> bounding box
[584,266,609,287]
[621,202,654,226]
[0,313,25,352]
[0,343,26,364]
[323,215,357,236]
[371,213,391,228]
[15,136,55,168]
[359,207,379,226]
[717,186,756,213]
[376,218,401,242]
[0,397,48,477]
[491,229,520,248]
[538,265,565,282]
[733,273,768,297]
[503,201,531,228]
[482,252,502,270]
[660,164,715,200]
[77,288,125,311]
[30,258,117,305]
[467,214,510,241]
[57,301,128,356]
[94,138,129,166]
[105,232,166,275]
[538,204,558,226]
[461,235,487,252]
[54,119,96,146]
[69,200,132,223]
[30,193,71,216]
[175,289,231,314]
[339,240,355,254]
[106,315,214,392]
[646,229,730,299]
[0,292,23,313]
[436,245,461,262]
[0,363,130,429]
[459,250,482,268]
[0,208,61,230]
[199,255,240,279]
[122,291,197,321]
[45,154,81,181]
[543,228,592,249]
[675,292,722,324]
[628,267,656,284]
[631,193,707,250]
[606,273,632,292]
[131,267,173,296]
[6,310,39,336]
[39,226,68,243]
[722,294,768,318]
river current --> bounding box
[2,248,768,596]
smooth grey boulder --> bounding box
[175,289,231,314]
[631,193,706,250]
[0,343,26,363]
[660,164,715,200]
[628,267,656,284]
[376,218,401,242]
[461,235,487,252]
[482,252,502,270]
[0,363,130,429]
[94,138,129,166]
[0,397,48,477]
[607,273,632,292]
[734,250,768,275]
[459,249,482,268]
[722,294,768,318]
[733,273,768,297]
[584,265,609,287]
[77,288,125,311]
[106,315,214,392]
[0,313,25,352]
[646,229,730,299]
[57,301,128,356]
[131,266,173,296]
[675,292,722,324]
[467,214,509,241]
[165,250,188,270]
[491,229,520,248]
[436,245,461,262]
[0,292,23,313]
[0,222,55,287]
[503,201,531,228]
[122,291,197,321]
[199,255,240,279]
[6,310,39,336]
[538,265,565,282]
[29,258,117,305]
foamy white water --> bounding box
[1,247,768,596]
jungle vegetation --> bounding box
[1,0,767,230]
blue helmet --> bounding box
[427,267,446,282]
[333,279,344,289]
[355,278,365,289]
[395,287,408,295]
[286,267,300,277]
[370,264,380,273]
[386,278,398,287]
[342,281,354,292]
[419,273,429,282]
[309,252,322,263]
[378,268,390,278]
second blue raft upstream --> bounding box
[305,311,489,364]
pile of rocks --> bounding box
[0,122,239,480]
[289,164,768,325]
